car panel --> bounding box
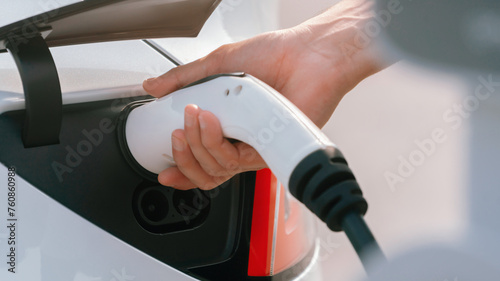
[0,0,221,50]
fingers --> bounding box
[143,60,209,98]
[198,110,241,173]
[169,129,225,190]
[158,105,267,190]
[158,167,197,190]
[183,105,227,176]
[143,47,228,98]
[233,142,266,170]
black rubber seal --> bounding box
[116,99,159,182]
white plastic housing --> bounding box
[125,74,335,188]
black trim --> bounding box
[6,33,62,148]
[142,39,182,66]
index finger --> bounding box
[143,47,227,98]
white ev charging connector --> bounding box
[118,73,385,271]
[125,73,332,188]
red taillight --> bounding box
[248,169,315,277]
[248,169,276,276]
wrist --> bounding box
[292,0,387,92]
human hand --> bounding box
[143,0,386,190]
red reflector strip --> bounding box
[248,169,277,276]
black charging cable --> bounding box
[289,148,385,272]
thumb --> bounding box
[143,48,227,98]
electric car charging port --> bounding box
[133,181,211,234]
